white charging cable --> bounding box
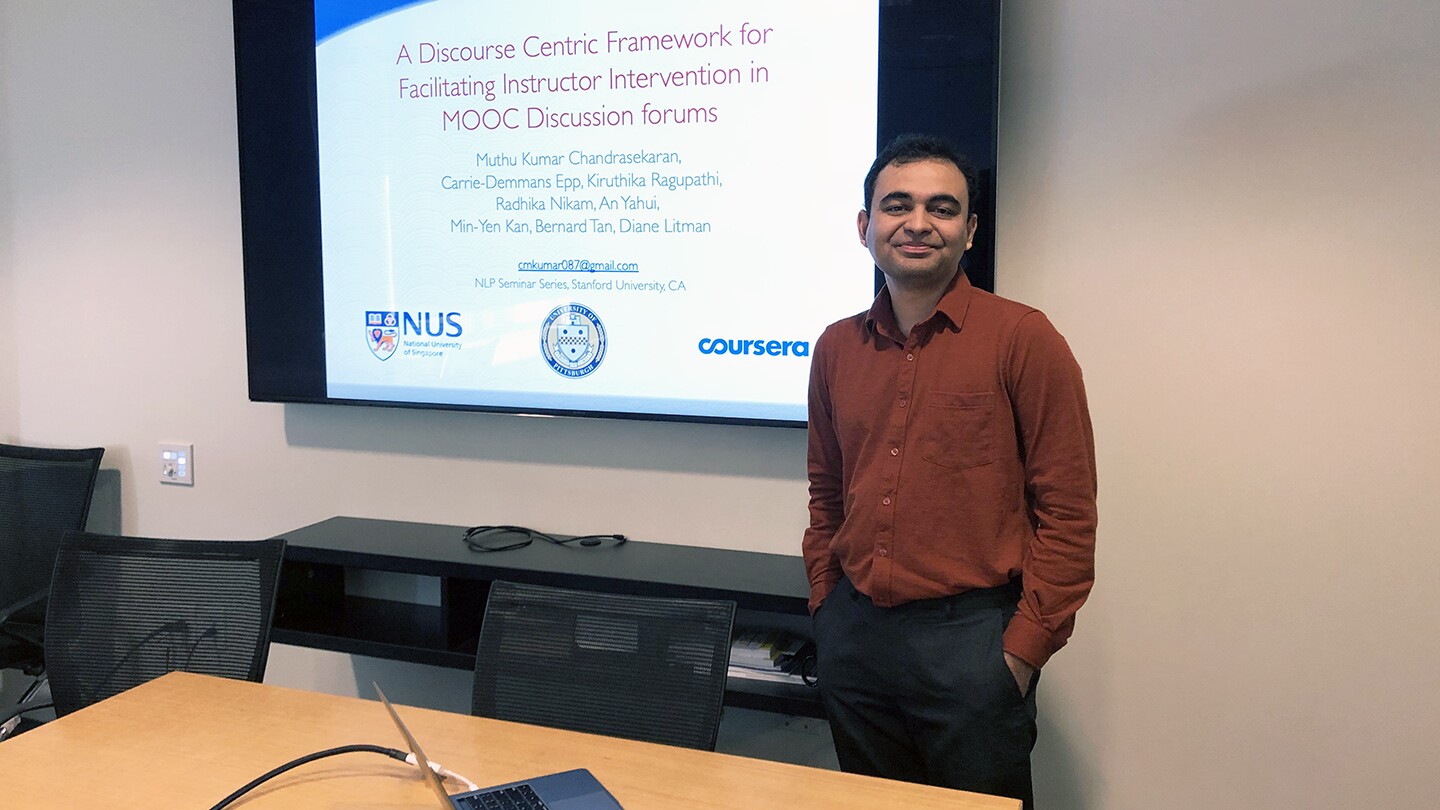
[405,753,480,792]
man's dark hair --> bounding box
[862,134,979,214]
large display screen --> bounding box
[234,0,1001,427]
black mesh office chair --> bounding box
[472,580,736,751]
[0,443,105,685]
[2,531,285,726]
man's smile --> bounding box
[896,242,939,256]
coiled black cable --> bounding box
[462,524,628,553]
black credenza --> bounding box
[271,516,821,716]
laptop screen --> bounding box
[374,682,455,809]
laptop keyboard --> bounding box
[457,784,551,810]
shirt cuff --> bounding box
[1002,611,1054,669]
[808,578,838,616]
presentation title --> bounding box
[391,22,778,130]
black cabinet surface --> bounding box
[272,516,821,716]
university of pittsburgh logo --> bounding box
[540,303,607,378]
[366,311,400,360]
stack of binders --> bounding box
[727,629,812,685]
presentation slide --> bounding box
[317,0,878,423]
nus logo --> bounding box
[399,312,463,337]
[366,310,464,361]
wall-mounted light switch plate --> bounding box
[160,442,194,486]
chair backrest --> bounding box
[0,444,105,620]
[472,580,736,751]
[43,532,286,717]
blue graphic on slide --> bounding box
[541,304,607,378]
[316,0,431,43]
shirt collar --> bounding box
[865,270,975,342]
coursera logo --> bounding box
[697,338,811,357]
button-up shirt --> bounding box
[802,273,1097,668]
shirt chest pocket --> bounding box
[918,391,995,470]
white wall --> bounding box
[997,2,1440,807]
[0,17,16,439]
[3,1,1439,807]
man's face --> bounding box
[858,159,978,289]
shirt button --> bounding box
[899,398,908,407]
[890,447,900,456]
[882,496,892,506]
[878,547,889,557]
[906,353,915,361]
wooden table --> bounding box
[0,672,1019,808]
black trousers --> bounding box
[813,576,1038,809]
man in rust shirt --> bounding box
[803,134,1097,808]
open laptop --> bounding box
[374,684,624,810]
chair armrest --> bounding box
[0,589,46,626]
[0,699,55,738]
